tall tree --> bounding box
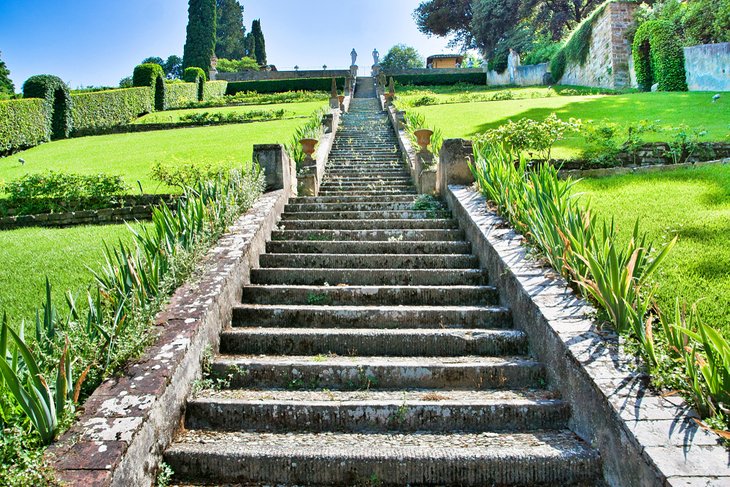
[251,19,267,66]
[0,51,16,96]
[164,55,183,79]
[244,32,256,58]
[216,0,246,59]
[414,0,475,49]
[380,44,425,70]
[183,0,217,77]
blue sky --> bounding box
[0,0,453,90]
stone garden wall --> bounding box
[381,68,484,76]
[560,1,637,89]
[218,70,350,81]
[486,63,549,86]
[684,42,730,92]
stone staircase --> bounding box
[164,78,603,486]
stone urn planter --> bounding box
[384,93,394,105]
[413,129,434,152]
[299,138,319,163]
[338,95,345,111]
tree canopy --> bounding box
[380,44,425,70]
[0,52,14,97]
[183,0,217,77]
[251,19,267,66]
[216,0,246,60]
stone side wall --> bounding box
[217,70,350,81]
[684,42,730,91]
[487,63,549,86]
[381,68,484,76]
[560,1,637,89]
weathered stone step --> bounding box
[292,195,417,204]
[258,253,477,270]
[278,218,458,230]
[231,305,511,329]
[165,430,601,486]
[241,284,498,306]
[250,268,487,286]
[185,388,567,433]
[271,228,464,242]
[266,240,472,255]
[323,178,412,185]
[211,355,544,389]
[323,167,405,173]
[280,210,449,221]
[285,202,420,212]
[318,189,418,196]
[220,328,525,356]
[325,171,410,178]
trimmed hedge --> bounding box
[165,82,200,109]
[632,20,688,92]
[226,77,345,95]
[22,75,73,140]
[133,63,166,111]
[70,87,152,136]
[0,98,49,154]
[390,72,485,86]
[203,80,228,100]
[184,67,206,101]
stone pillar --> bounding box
[322,113,334,134]
[350,65,358,78]
[437,139,475,196]
[329,77,339,109]
[254,144,292,192]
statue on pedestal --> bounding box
[508,48,521,84]
[351,49,358,66]
[372,48,380,66]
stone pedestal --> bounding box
[372,65,380,77]
[254,144,295,193]
[350,65,358,78]
[322,113,334,134]
[437,139,474,196]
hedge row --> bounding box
[165,82,200,109]
[226,77,345,95]
[390,72,485,86]
[204,80,228,100]
[71,87,152,136]
[632,20,688,92]
[0,98,49,154]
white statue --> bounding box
[508,48,521,84]
[351,49,357,66]
[372,48,380,66]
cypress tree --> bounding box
[251,19,267,66]
[244,32,256,59]
[183,0,217,78]
[0,51,14,96]
[215,0,246,60]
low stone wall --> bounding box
[445,184,728,487]
[47,186,294,486]
[487,63,549,86]
[381,68,484,76]
[560,158,730,179]
[385,104,437,195]
[684,42,730,92]
[217,70,350,82]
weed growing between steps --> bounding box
[470,141,729,435]
[412,195,446,218]
[0,168,264,485]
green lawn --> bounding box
[575,163,730,336]
[134,101,326,124]
[411,92,730,159]
[0,223,147,326]
[0,117,307,194]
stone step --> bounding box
[210,355,545,390]
[292,195,417,204]
[318,189,418,196]
[220,328,525,356]
[323,178,412,185]
[271,228,464,242]
[278,218,458,230]
[184,388,568,433]
[265,240,472,255]
[285,202,420,212]
[319,185,416,192]
[250,268,487,286]
[165,430,601,486]
[259,253,477,270]
[325,171,410,178]
[241,284,498,306]
[231,304,511,329]
[280,210,450,221]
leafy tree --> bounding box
[251,19,267,66]
[141,56,165,66]
[244,32,256,58]
[119,76,133,88]
[217,57,260,72]
[414,0,475,49]
[164,55,183,79]
[0,51,14,96]
[216,0,246,59]
[183,0,217,78]
[380,44,425,69]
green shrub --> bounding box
[216,57,260,72]
[184,67,206,101]
[71,87,152,136]
[0,98,49,154]
[391,73,485,86]
[632,20,688,92]
[165,82,199,109]
[226,77,344,95]
[203,80,228,100]
[550,50,567,84]
[178,108,285,125]
[1,171,129,214]
[133,63,166,110]
[22,75,72,140]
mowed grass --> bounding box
[575,163,730,336]
[0,223,147,327]
[134,101,326,124]
[0,114,312,194]
[411,92,730,159]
